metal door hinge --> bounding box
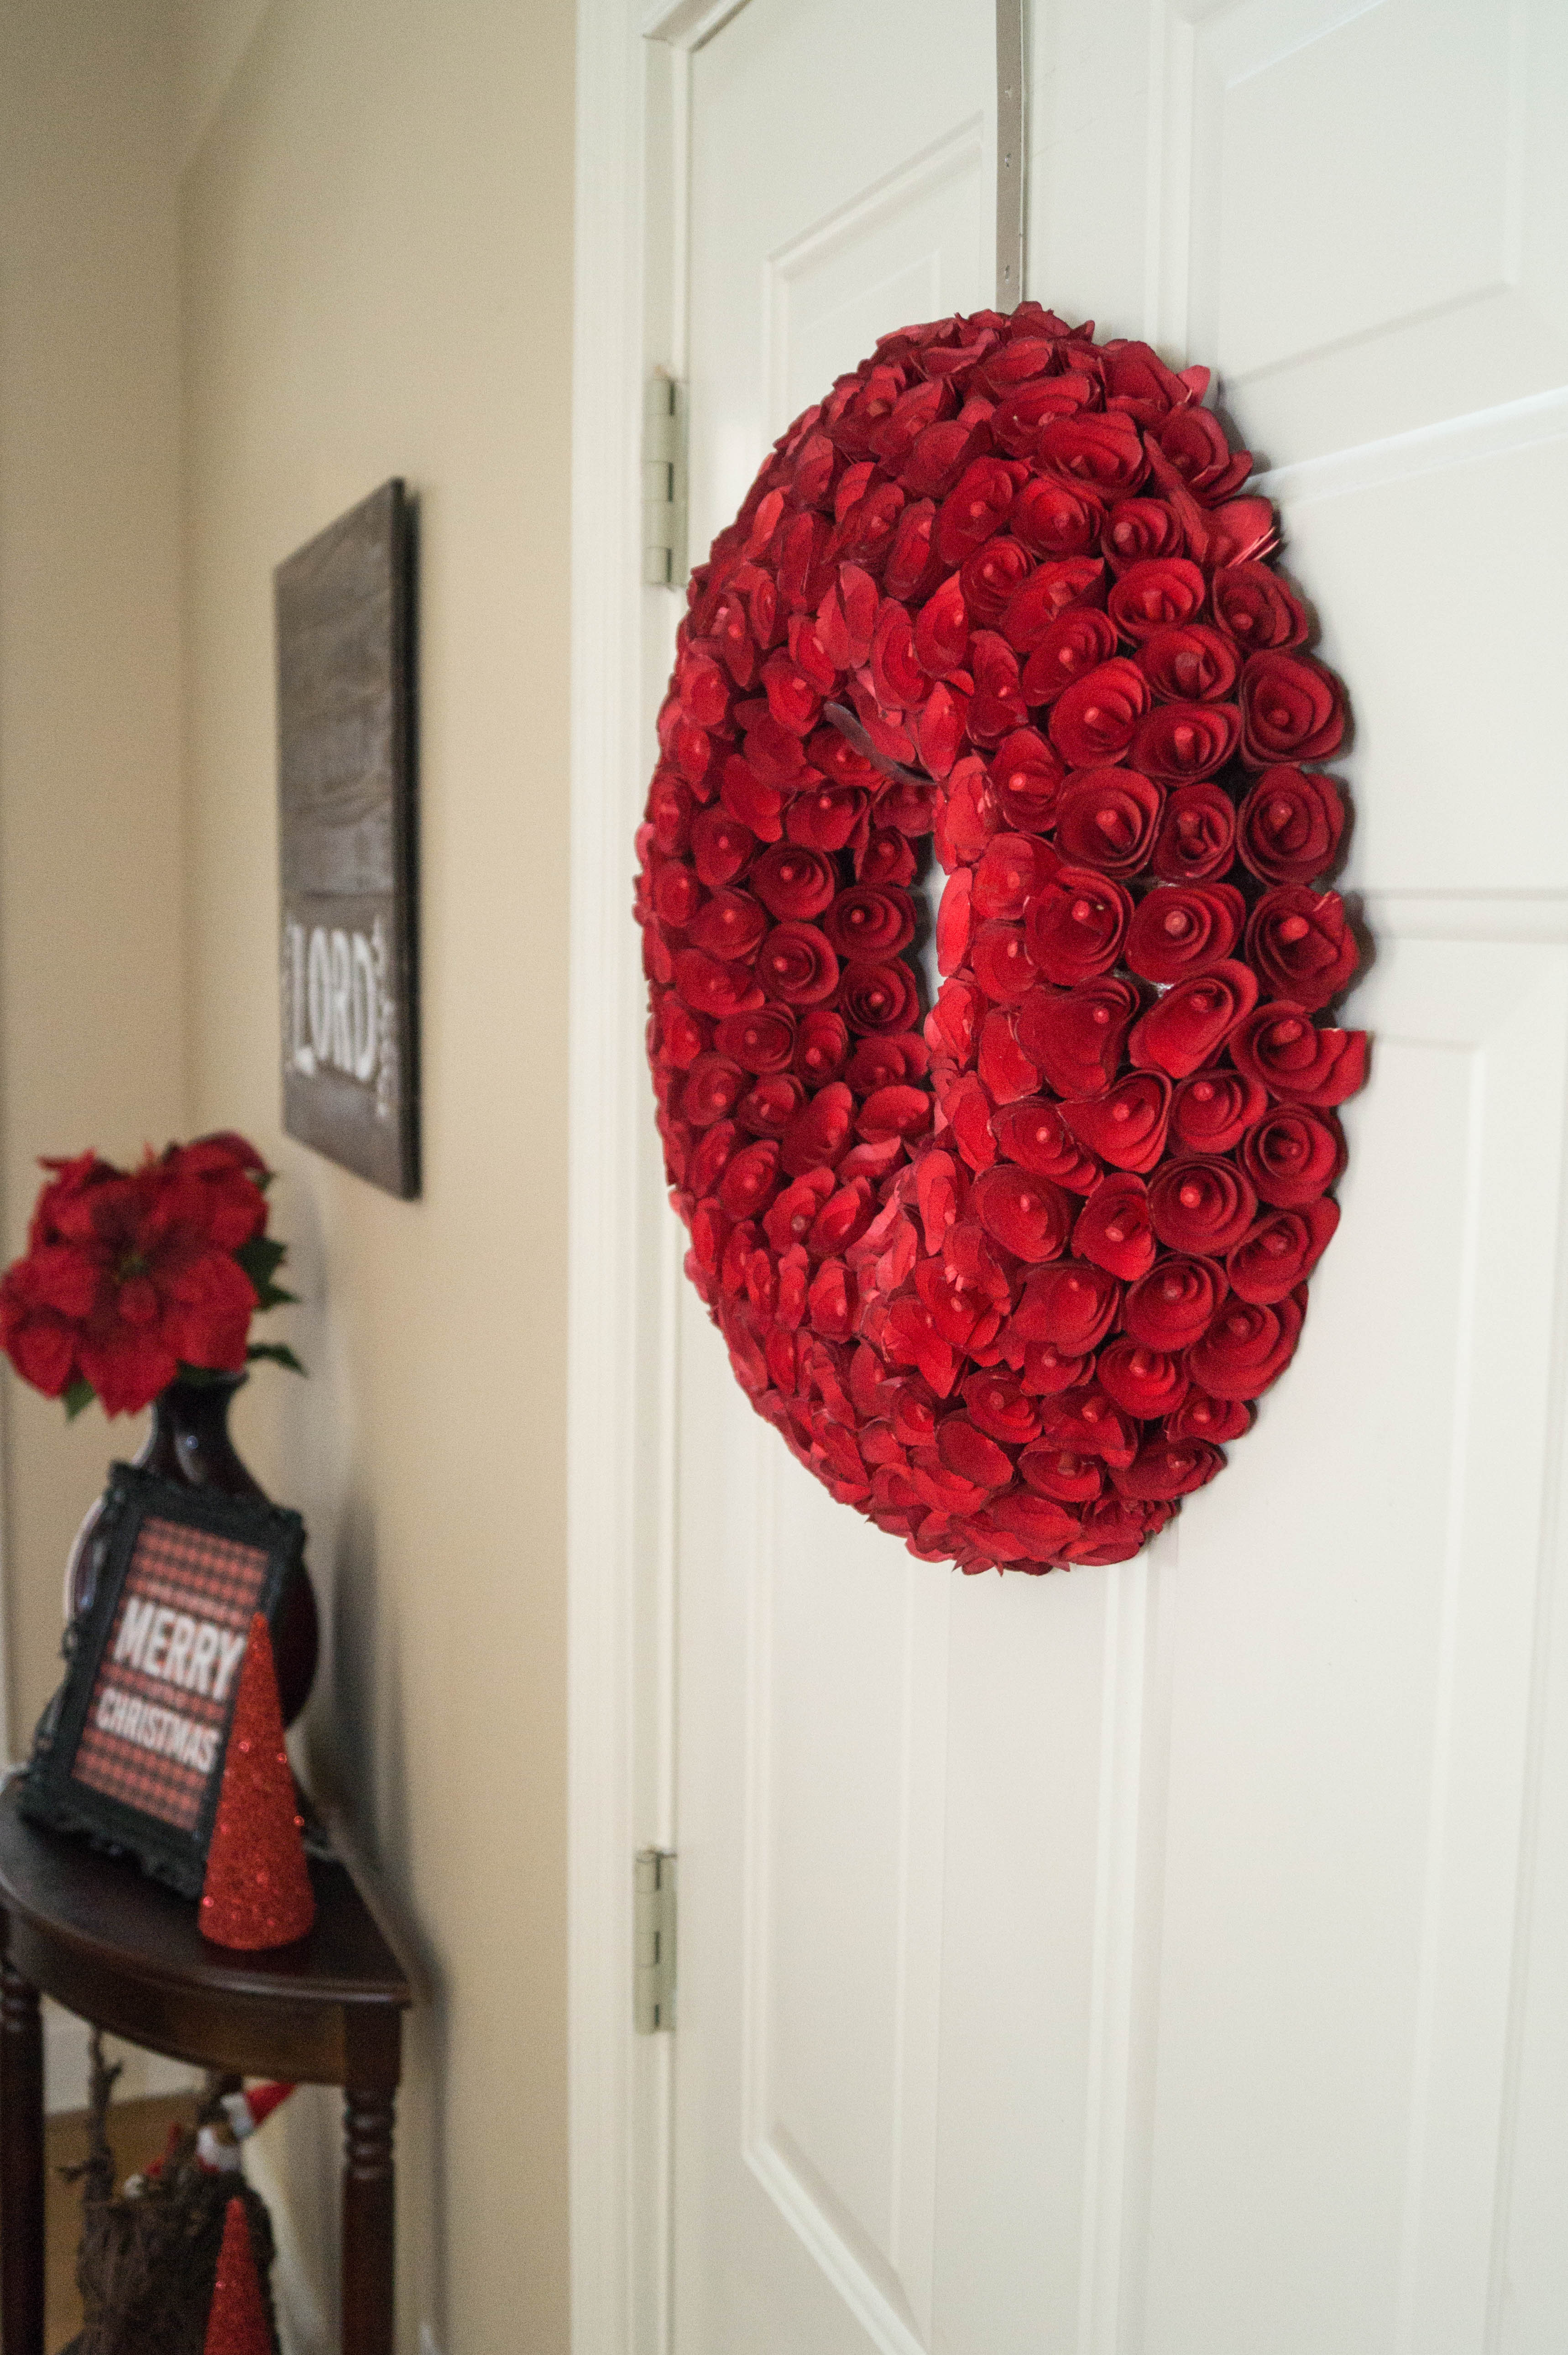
[642,375,688,589]
[634,1848,677,2033]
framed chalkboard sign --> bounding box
[21,1466,306,1898]
[276,478,419,1197]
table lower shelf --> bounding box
[0,1782,410,2355]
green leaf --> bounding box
[235,1233,297,1313]
[236,1234,287,1285]
[246,1341,307,1375]
[63,1378,96,1421]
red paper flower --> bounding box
[752,844,836,919]
[1058,1071,1171,1174]
[1149,1155,1257,1253]
[991,1098,1100,1190]
[718,1007,796,1073]
[1240,1105,1348,1206]
[1114,1433,1224,1500]
[1211,563,1307,652]
[1128,960,1258,1077]
[1002,560,1108,654]
[1048,660,1152,767]
[1239,651,1345,765]
[1228,1198,1339,1305]
[1170,1068,1266,1154]
[1229,1002,1368,1106]
[1123,1253,1226,1351]
[1187,1289,1307,1399]
[1244,887,1359,1009]
[1236,765,1344,884]
[1037,412,1147,494]
[1025,867,1133,983]
[1073,1173,1157,1280]
[988,731,1066,830]
[1054,769,1162,876]
[1020,610,1118,706]
[1129,700,1241,783]
[1103,498,1184,570]
[1006,1260,1120,1353]
[1136,623,1239,704]
[1098,1340,1189,1419]
[637,303,1365,1574]
[1107,558,1207,642]
[1016,974,1139,1097]
[970,1166,1074,1262]
[1014,476,1105,557]
[1124,882,1243,982]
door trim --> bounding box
[568,6,655,2350]
[641,0,751,47]
[570,3,741,2348]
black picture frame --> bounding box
[276,477,419,1197]
[20,1466,306,1899]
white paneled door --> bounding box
[629,4,1568,2351]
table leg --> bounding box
[0,1957,44,2355]
[341,2086,396,2355]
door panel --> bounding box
[748,1454,951,2351]
[685,0,990,569]
[1160,0,1568,460]
[668,4,1568,2350]
[1144,913,1568,2353]
[1276,431,1568,894]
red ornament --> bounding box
[200,1615,315,1950]
[635,304,1369,1574]
[203,2195,272,2355]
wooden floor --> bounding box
[43,2094,196,2352]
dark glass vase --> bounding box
[67,1371,319,1726]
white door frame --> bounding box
[569,5,746,2350]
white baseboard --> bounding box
[42,1999,201,2115]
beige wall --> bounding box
[178,0,272,163]
[0,0,574,2345]
[182,2,574,2348]
[0,0,188,1748]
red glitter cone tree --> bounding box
[200,1614,315,1950]
[204,2195,272,2355]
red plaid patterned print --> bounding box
[72,1514,271,1832]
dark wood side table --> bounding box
[0,1779,412,2355]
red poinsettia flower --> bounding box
[0,1249,97,1396]
[0,1134,301,1418]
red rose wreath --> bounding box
[634,304,1367,1572]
